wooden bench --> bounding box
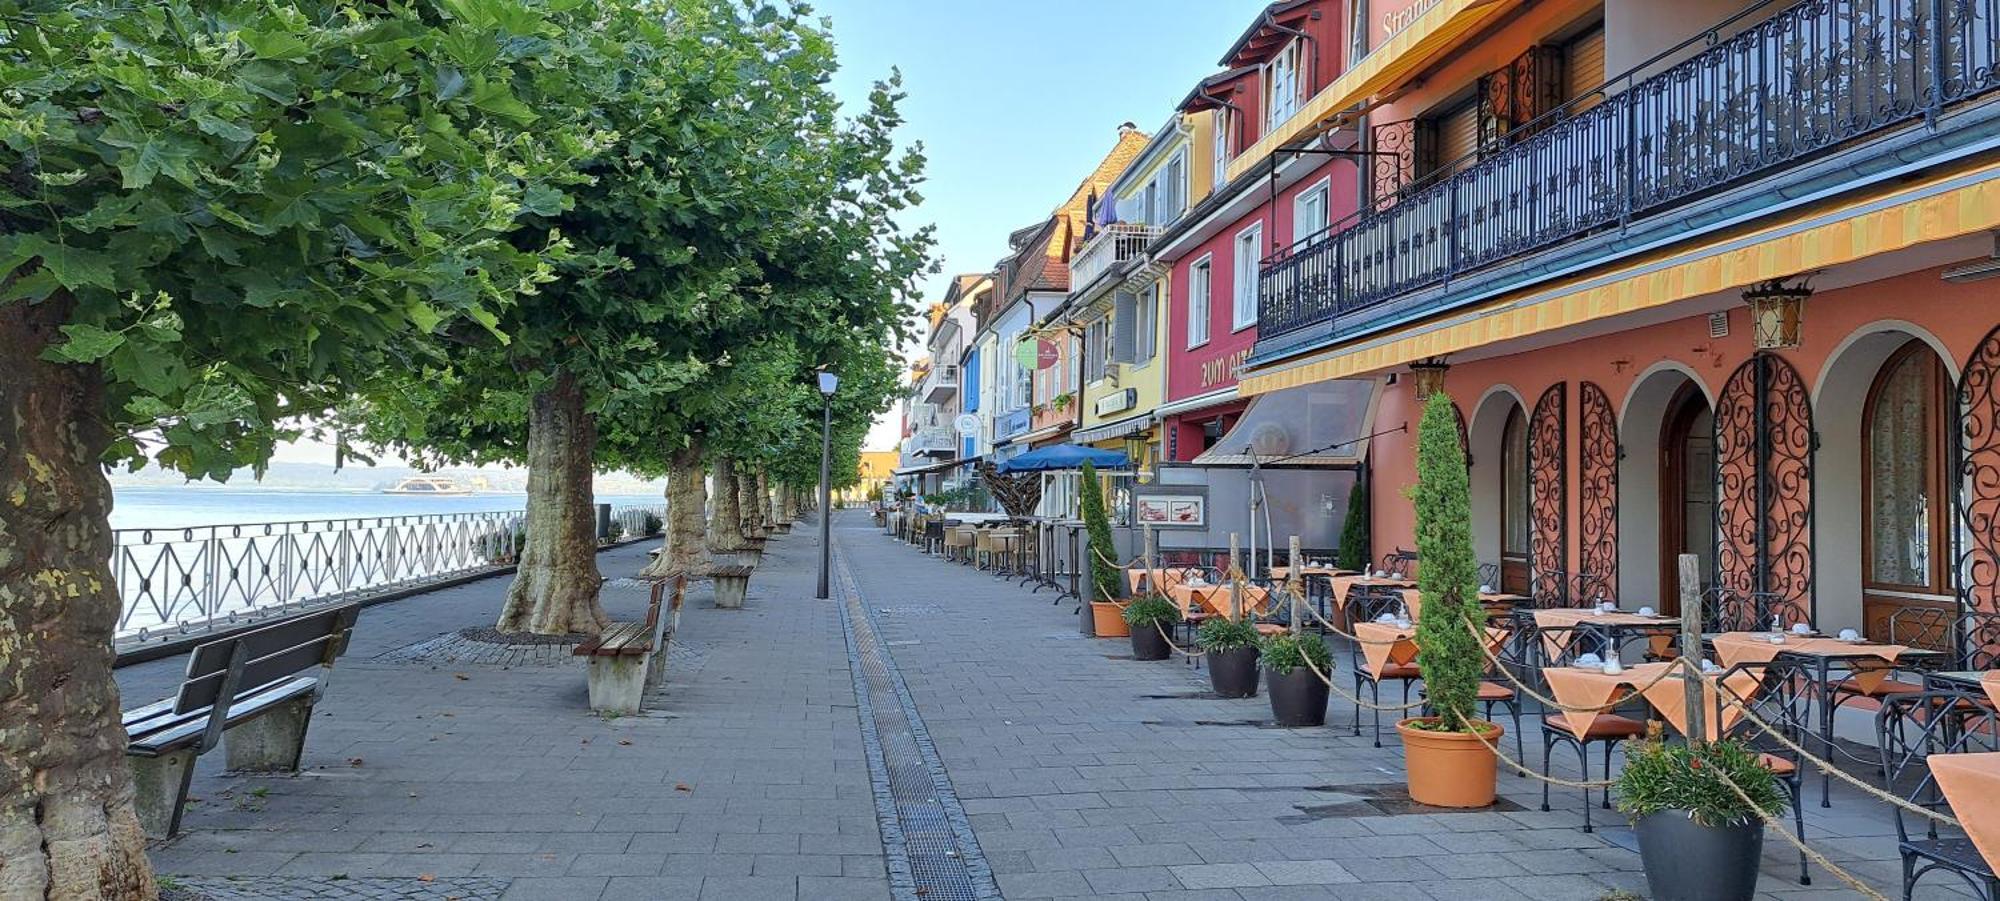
[711,564,754,609]
[573,575,685,714]
[123,605,359,838]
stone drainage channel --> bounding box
[831,534,1000,901]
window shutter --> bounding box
[1435,101,1481,175]
[1111,294,1137,364]
[1566,27,1606,110]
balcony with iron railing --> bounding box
[922,363,959,403]
[1070,223,1165,296]
[909,426,956,456]
[1257,0,2000,346]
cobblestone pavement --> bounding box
[130,536,887,901]
[834,514,1942,901]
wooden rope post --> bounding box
[1288,535,1303,636]
[1142,523,1157,583]
[1678,553,1705,746]
[1228,532,1242,621]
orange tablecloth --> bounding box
[1533,609,1675,660]
[1353,622,1417,678]
[1984,672,2000,709]
[1709,632,1909,692]
[1163,582,1271,619]
[1268,565,1357,581]
[1330,575,1415,610]
[1542,662,1761,740]
[1397,588,1529,622]
[1929,752,2000,872]
[1125,567,1199,595]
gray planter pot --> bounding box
[1207,646,1260,698]
[1634,811,1764,901]
[1265,666,1328,727]
[1128,623,1172,661]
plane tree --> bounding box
[0,1,607,896]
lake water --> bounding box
[109,486,666,531]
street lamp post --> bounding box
[816,370,839,599]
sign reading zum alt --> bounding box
[1199,349,1250,389]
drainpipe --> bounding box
[1260,10,1322,104]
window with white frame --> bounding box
[1084,318,1108,383]
[1136,281,1159,365]
[1265,40,1303,132]
[1212,110,1229,187]
[1163,151,1187,223]
[1013,347,1032,409]
[1232,223,1262,331]
[1188,257,1212,347]
[1293,177,1329,247]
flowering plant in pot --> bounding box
[1617,729,1786,901]
[1079,459,1128,637]
[1396,391,1503,808]
[1197,617,1261,698]
[1122,595,1181,661]
[1258,632,1331,726]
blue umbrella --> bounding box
[996,444,1131,474]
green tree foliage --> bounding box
[1078,459,1119,603]
[1336,474,1371,572]
[1412,391,1484,732]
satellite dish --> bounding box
[1247,422,1291,457]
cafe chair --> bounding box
[1953,610,2000,672]
[1536,641,1647,833]
[1379,548,1418,579]
[1349,631,1421,749]
[1718,662,1813,885]
[1876,689,2000,901]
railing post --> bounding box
[1928,0,1948,121]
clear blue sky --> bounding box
[814,1,1267,304]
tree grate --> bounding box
[833,539,999,901]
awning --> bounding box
[1191,379,1381,466]
[1155,386,1240,418]
[1004,421,1072,446]
[1242,160,2000,395]
[997,445,1132,474]
[893,456,976,477]
[1073,413,1154,445]
[1228,0,1519,182]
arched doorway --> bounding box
[1659,384,1715,614]
[1469,388,1531,595]
[1501,406,1531,594]
[1860,341,1953,641]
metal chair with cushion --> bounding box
[1536,637,1647,833]
[1876,689,2000,901]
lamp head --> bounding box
[817,371,840,396]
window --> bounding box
[1084,318,1108,383]
[1188,257,1212,347]
[1864,343,1949,593]
[1135,281,1159,365]
[1163,151,1187,222]
[1232,223,1262,332]
[1013,346,1033,410]
[1212,110,1230,187]
[1501,407,1530,590]
[1293,178,1329,247]
[1265,40,1303,132]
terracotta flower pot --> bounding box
[1128,623,1171,660]
[1090,601,1130,637]
[1395,716,1502,808]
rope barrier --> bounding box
[1718,696,1960,827]
[1297,644,1430,712]
[1154,621,1207,658]
[1447,709,1617,789]
[1711,764,1890,900]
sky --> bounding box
[814,1,1270,449]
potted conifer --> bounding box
[1617,731,1785,901]
[1079,459,1128,637]
[1395,391,1503,808]
[1259,632,1331,726]
[1122,595,1180,661]
[1197,617,1261,698]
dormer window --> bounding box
[1265,40,1304,132]
[1213,109,1230,186]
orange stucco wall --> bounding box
[1365,264,1999,613]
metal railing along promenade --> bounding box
[114,503,664,642]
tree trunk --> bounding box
[735,469,763,541]
[753,471,773,532]
[496,372,607,635]
[707,457,744,555]
[0,295,158,901]
[641,442,709,579]
[774,484,792,523]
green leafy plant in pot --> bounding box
[1079,459,1128,637]
[1197,617,1262,698]
[1617,729,1786,901]
[1396,391,1504,808]
[1259,632,1331,726]
[1122,596,1181,661]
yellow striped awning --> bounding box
[1227,0,1520,183]
[1240,161,2000,396]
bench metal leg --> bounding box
[225,697,315,773]
[586,655,647,715]
[130,749,197,839]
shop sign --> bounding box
[1199,349,1250,389]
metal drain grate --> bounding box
[833,543,999,901]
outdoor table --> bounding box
[1352,621,1509,679]
[1711,632,1938,806]
[1541,661,1761,741]
[1165,581,1271,620]
[1532,609,1676,662]
[1332,575,1416,624]
[1927,752,2000,872]
[1267,564,1356,580]
[988,529,1020,576]
[1125,566,1200,595]
[1923,670,2000,708]
[1395,588,1531,623]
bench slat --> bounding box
[176,607,355,715]
[129,676,318,757]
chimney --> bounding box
[1117,121,1139,136]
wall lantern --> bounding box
[1408,357,1451,398]
[1124,434,1156,484]
[1743,276,1813,351]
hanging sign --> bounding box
[1036,338,1059,370]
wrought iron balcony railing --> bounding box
[1259,0,2000,341]
[1071,223,1165,295]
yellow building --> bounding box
[842,450,901,505]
